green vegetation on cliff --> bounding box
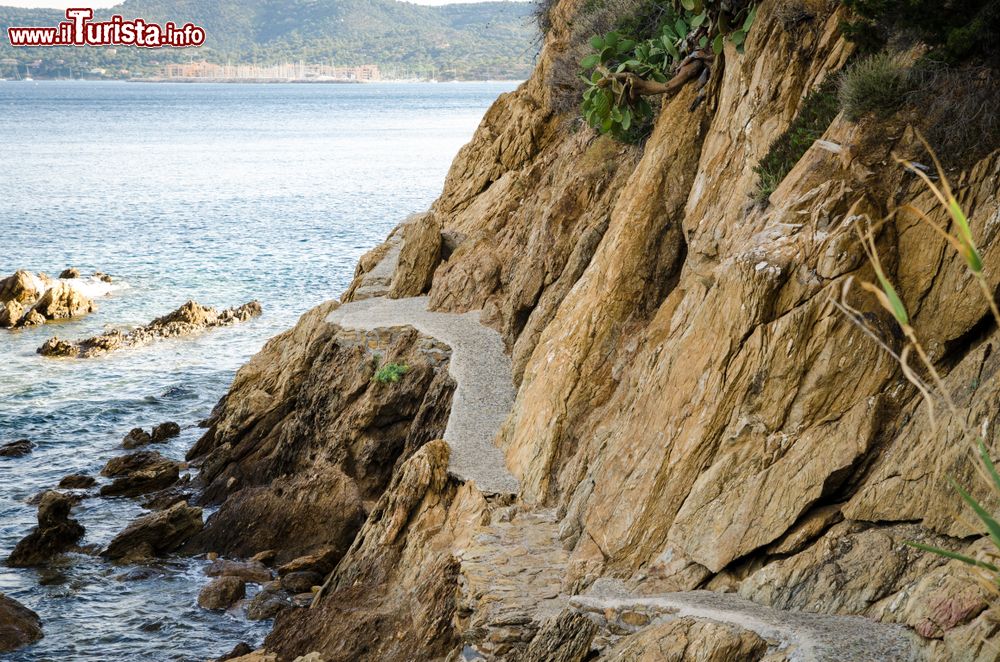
[0,0,538,80]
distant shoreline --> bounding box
[0,78,526,84]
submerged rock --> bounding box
[122,428,153,449]
[99,451,181,498]
[101,501,203,562]
[0,439,34,458]
[6,491,85,567]
[58,474,96,489]
[198,576,246,611]
[151,422,181,443]
[0,593,43,653]
[38,300,262,358]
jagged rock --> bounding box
[206,559,273,584]
[0,300,23,328]
[36,337,73,356]
[151,422,181,443]
[183,313,454,565]
[122,428,152,449]
[246,582,292,621]
[26,282,94,323]
[277,549,339,577]
[198,576,246,611]
[38,300,261,358]
[0,593,43,653]
[388,212,442,298]
[101,501,203,561]
[58,474,96,489]
[7,491,85,567]
[99,451,181,497]
[0,439,34,458]
[0,270,42,305]
[601,618,770,661]
[58,268,80,279]
[512,611,597,662]
[280,571,322,594]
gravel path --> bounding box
[574,580,924,661]
[327,296,519,495]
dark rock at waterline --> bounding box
[205,559,272,584]
[58,268,80,279]
[58,474,96,489]
[0,439,34,458]
[151,422,181,443]
[0,593,43,653]
[93,272,112,283]
[7,491,85,568]
[101,501,203,562]
[276,548,339,577]
[99,451,181,498]
[197,576,245,611]
[122,428,152,449]
[280,570,323,594]
[25,490,84,507]
[246,583,291,621]
[216,642,254,661]
[140,477,195,511]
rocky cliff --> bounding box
[192,0,1000,659]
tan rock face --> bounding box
[26,281,94,323]
[183,301,456,566]
[600,618,770,662]
[389,212,441,298]
[0,270,43,304]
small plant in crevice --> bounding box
[835,134,1000,596]
[374,362,409,384]
[838,51,915,121]
[752,78,839,203]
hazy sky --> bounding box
[1,0,522,6]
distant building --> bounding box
[161,62,381,81]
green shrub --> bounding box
[578,1,757,141]
[374,362,409,384]
[838,52,915,121]
[753,79,839,202]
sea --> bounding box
[0,80,517,661]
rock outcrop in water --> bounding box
[172,1,1000,659]
[0,439,34,458]
[38,300,262,358]
[6,491,85,567]
[0,594,43,653]
[0,269,114,328]
[102,501,203,562]
[99,451,182,498]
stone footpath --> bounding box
[327,295,519,495]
